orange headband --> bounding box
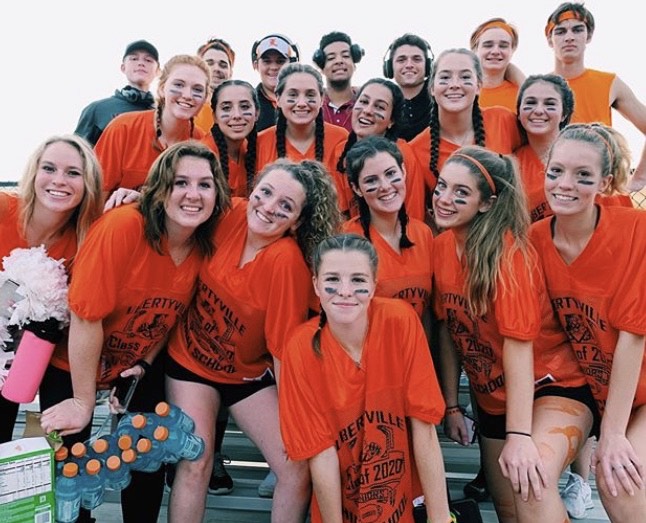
[475,21,515,42]
[544,10,580,37]
[452,153,497,194]
[198,37,236,66]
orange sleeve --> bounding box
[95,115,130,194]
[482,106,522,154]
[264,243,312,360]
[494,244,541,340]
[279,322,336,461]
[255,127,279,174]
[68,206,144,321]
[409,128,433,191]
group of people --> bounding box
[0,2,645,523]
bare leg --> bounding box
[514,396,592,523]
[166,376,218,523]
[230,385,310,523]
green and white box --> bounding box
[0,437,54,523]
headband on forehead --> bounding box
[199,38,235,66]
[452,153,497,194]
[475,21,516,42]
[544,10,581,37]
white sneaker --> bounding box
[258,469,276,498]
[561,472,593,519]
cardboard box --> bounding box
[0,437,54,523]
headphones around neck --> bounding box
[312,41,365,69]
[119,86,155,106]
[382,38,433,79]
[251,34,300,64]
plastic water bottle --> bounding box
[158,424,205,462]
[121,448,137,468]
[116,412,153,440]
[104,455,132,491]
[86,437,110,465]
[55,462,81,523]
[54,445,69,475]
[131,436,166,472]
[70,442,90,473]
[154,401,195,433]
[80,458,105,510]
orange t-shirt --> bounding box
[478,80,519,114]
[255,122,348,180]
[433,230,584,415]
[530,206,646,414]
[409,106,521,191]
[331,138,426,221]
[49,205,203,389]
[567,69,615,126]
[279,297,445,523]
[95,110,210,194]
[0,192,78,269]
[202,133,252,197]
[167,198,311,384]
[342,218,433,318]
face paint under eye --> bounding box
[454,198,468,205]
[353,288,370,294]
[433,189,441,197]
[546,171,558,180]
[577,179,595,186]
[389,176,402,184]
[324,287,337,295]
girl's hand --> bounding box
[40,397,94,436]
[499,433,548,502]
[443,410,471,446]
[104,188,141,212]
[592,433,645,497]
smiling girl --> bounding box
[530,124,646,522]
[0,135,103,444]
[96,54,212,209]
[279,233,451,523]
[256,63,348,179]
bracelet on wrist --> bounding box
[444,405,464,416]
[135,359,152,375]
[427,512,457,523]
[505,430,532,438]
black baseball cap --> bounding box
[123,40,159,62]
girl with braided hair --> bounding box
[256,63,348,180]
[330,78,426,221]
[96,54,212,210]
[341,136,433,326]
[279,232,450,523]
[409,48,520,227]
[434,146,596,522]
[204,79,260,198]
[166,158,341,523]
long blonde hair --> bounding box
[444,146,532,316]
[19,134,103,246]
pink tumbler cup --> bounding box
[1,330,55,403]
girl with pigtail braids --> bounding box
[255,63,349,184]
[96,54,212,210]
[206,80,260,197]
[342,136,434,332]
[279,232,452,523]
[409,48,519,230]
[434,146,597,523]
[330,78,427,221]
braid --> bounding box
[357,196,372,242]
[276,112,288,158]
[244,128,258,196]
[472,97,486,146]
[398,205,414,249]
[314,112,325,162]
[212,125,230,180]
[337,132,358,173]
[155,105,163,139]
[189,117,195,138]
[429,101,441,181]
[312,310,328,356]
